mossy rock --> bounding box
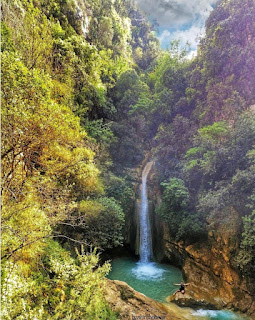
[120,287,135,301]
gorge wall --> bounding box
[163,221,255,318]
[125,164,255,319]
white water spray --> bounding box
[132,161,169,280]
[139,161,153,263]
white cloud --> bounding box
[158,29,171,43]
[135,0,217,50]
[186,49,197,60]
[171,24,205,48]
[135,0,216,27]
[158,24,205,50]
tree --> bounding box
[1,51,101,262]
[236,210,255,277]
[1,241,116,319]
[60,197,125,250]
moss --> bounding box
[120,287,134,301]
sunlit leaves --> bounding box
[77,197,125,249]
[16,0,53,72]
[1,48,101,265]
[1,241,116,320]
[1,188,51,262]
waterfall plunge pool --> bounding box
[107,256,249,320]
[107,256,182,302]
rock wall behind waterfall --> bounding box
[123,165,143,255]
[124,159,154,258]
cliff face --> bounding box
[145,167,255,318]
[157,208,255,318]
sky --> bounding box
[135,0,218,56]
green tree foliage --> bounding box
[1,0,157,260]
[128,4,159,69]
[154,115,195,177]
[2,0,255,314]
[18,1,53,71]
[104,173,135,215]
[147,42,190,135]
[108,69,150,169]
[1,50,102,263]
[156,178,206,242]
[242,210,255,251]
[188,0,255,125]
[61,197,125,250]
[150,0,255,277]
[2,241,116,320]
[1,0,161,316]
[235,210,255,276]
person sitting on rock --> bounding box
[173,281,190,295]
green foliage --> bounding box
[76,197,125,249]
[1,0,161,317]
[84,119,117,150]
[176,212,207,242]
[105,174,135,214]
[1,241,116,319]
[235,210,255,277]
[197,121,229,141]
[242,210,255,250]
[1,23,15,52]
[3,0,255,312]
[156,178,205,242]
[16,0,53,71]
[151,0,255,275]
[160,178,190,213]
[60,197,125,251]
[1,50,102,264]
[120,287,134,301]
[110,121,145,169]
[198,186,231,218]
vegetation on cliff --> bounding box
[149,0,255,279]
[1,0,158,317]
[1,0,255,318]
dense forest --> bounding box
[1,0,255,318]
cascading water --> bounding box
[139,161,153,262]
[132,161,167,280]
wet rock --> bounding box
[105,279,185,320]
[167,291,219,310]
[151,204,255,318]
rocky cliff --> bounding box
[156,208,255,319]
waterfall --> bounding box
[131,160,168,280]
[139,161,153,263]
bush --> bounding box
[1,240,117,320]
[156,178,206,242]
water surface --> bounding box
[107,257,249,320]
[108,256,182,302]
[192,309,248,320]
